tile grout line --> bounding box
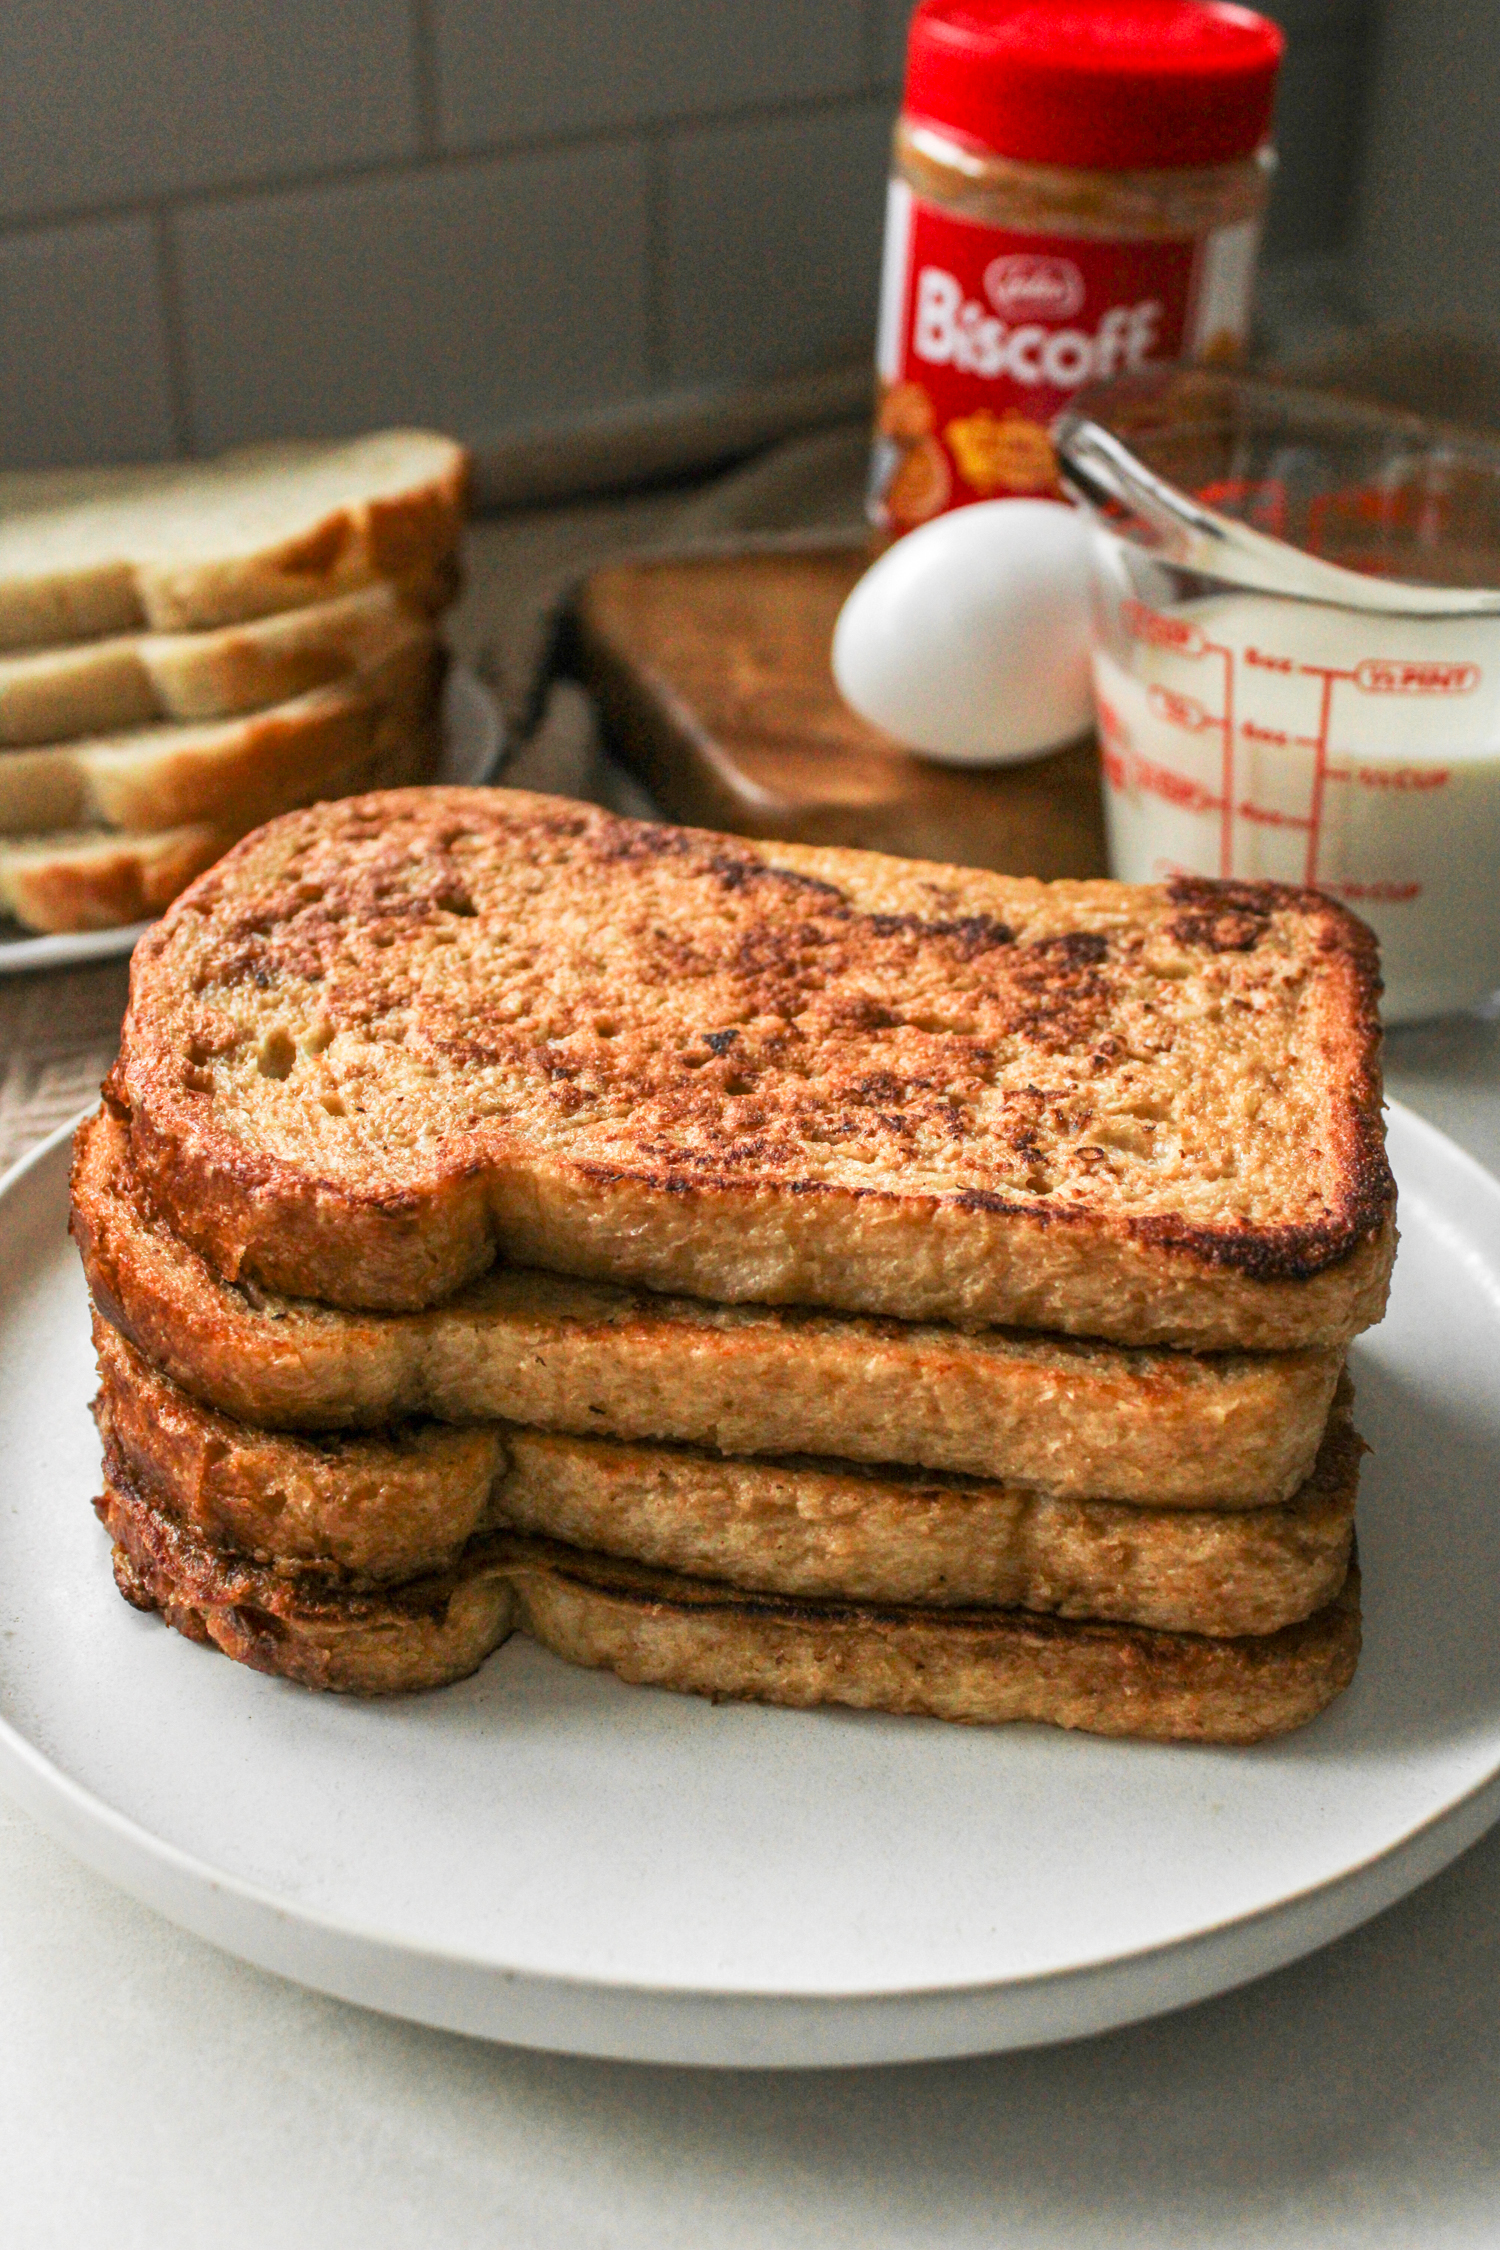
[863,0,893,94]
[150,210,196,460]
[643,129,670,392]
[407,0,442,155]
[0,89,895,246]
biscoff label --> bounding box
[871,183,1258,533]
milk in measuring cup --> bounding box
[1094,588,1500,1020]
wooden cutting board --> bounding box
[569,542,1106,877]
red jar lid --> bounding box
[904,0,1284,171]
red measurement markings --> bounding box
[1115,605,1462,892]
[1317,767,1448,787]
[1147,684,1213,731]
[1297,669,1341,886]
[1306,478,1471,571]
[1235,800,1311,829]
[1129,754,1224,817]
[1353,765,1451,790]
[1219,634,1236,877]
[1096,694,1128,792]
[1354,658,1478,696]
[1121,600,1205,656]
[1122,600,1235,873]
[1196,478,1288,537]
[1295,656,1468,884]
[1096,691,1126,740]
[1324,879,1423,902]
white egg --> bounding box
[831,499,1096,766]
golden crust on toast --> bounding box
[111,789,1396,1347]
[99,1467,1361,1740]
[92,1317,1359,1634]
[73,1106,1344,1504]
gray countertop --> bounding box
[4,1014,1498,2250]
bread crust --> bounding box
[98,1468,1361,1738]
[73,1106,1344,1504]
[92,1316,1359,1634]
[113,791,1396,1347]
[0,631,441,837]
[0,576,448,749]
[0,823,229,932]
[0,432,469,649]
[0,684,442,933]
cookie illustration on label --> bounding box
[878,380,936,444]
[885,436,952,528]
[945,409,1060,497]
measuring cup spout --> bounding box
[1057,369,1500,616]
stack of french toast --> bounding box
[0,432,467,931]
[71,788,1397,1742]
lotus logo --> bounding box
[984,255,1085,322]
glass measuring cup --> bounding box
[1054,369,1500,1021]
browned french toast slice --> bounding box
[92,1317,1359,1636]
[99,1466,1362,1741]
[110,789,1395,1347]
[73,1107,1344,1506]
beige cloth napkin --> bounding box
[0,957,130,1173]
[0,397,872,1175]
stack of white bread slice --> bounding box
[0,432,467,931]
[72,789,1397,1743]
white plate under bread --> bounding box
[1,1102,1499,2063]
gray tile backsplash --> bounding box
[434,0,867,148]
[1355,0,1500,337]
[1259,0,1376,256]
[0,1,419,225]
[0,0,1381,470]
[173,144,650,451]
[0,219,174,469]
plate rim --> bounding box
[2,1100,1499,2066]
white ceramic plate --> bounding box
[0,663,503,975]
[1,1103,1499,2068]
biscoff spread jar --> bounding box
[871,0,1283,534]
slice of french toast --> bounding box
[98,1465,1362,1740]
[91,1316,1359,1636]
[73,1107,1344,1505]
[110,788,1396,1347]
